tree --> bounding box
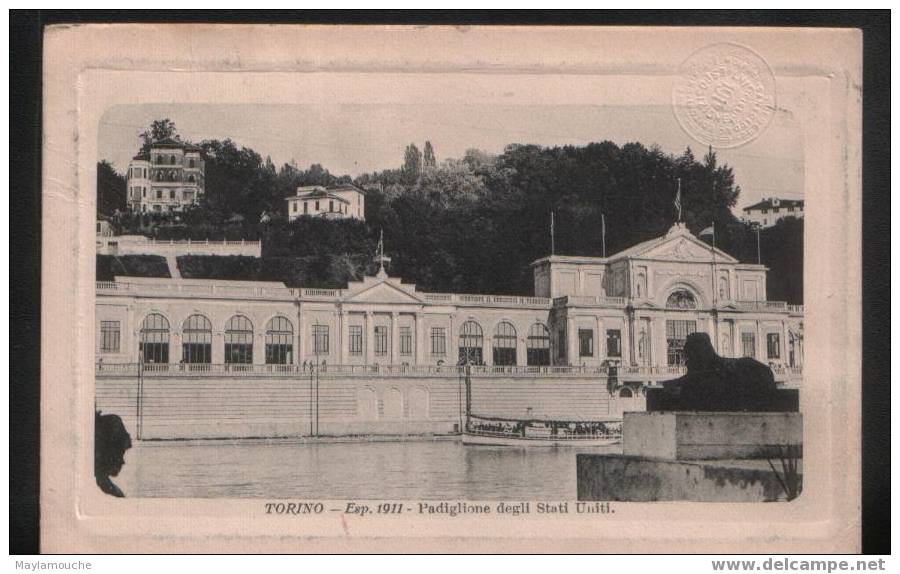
[423,141,436,169]
[138,119,179,155]
[96,161,126,217]
[402,143,422,183]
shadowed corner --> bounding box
[95,411,133,497]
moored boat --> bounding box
[462,416,622,447]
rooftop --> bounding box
[295,184,365,197]
[742,197,804,212]
[149,138,202,152]
[290,188,351,204]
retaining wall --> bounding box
[96,373,625,440]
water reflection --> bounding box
[118,440,621,499]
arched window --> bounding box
[492,322,518,366]
[458,320,483,365]
[265,316,293,365]
[224,315,253,364]
[169,155,176,165]
[182,314,212,364]
[666,289,697,309]
[526,323,551,366]
[139,313,170,364]
[619,387,634,398]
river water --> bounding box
[116,439,621,499]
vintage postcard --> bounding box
[41,25,861,552]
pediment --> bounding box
[342,278,423,304]
[638,236,737,264]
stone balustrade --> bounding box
[96,362,610,378]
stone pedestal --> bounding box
[623,411,802,460]
[576,455,801,502]
[577,411,803,502]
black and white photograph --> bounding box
[36,23,864,553]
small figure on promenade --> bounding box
[662,332,777,411]
[95,412,132,497]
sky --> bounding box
[99,103,804,213]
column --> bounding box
[390,312,399,365]
[566,314,578,366]
[336,310,345,365]
[756,320,763,361]
[781,320,789,365]
[364,312,374,365]
[652,316,666,368]
[212,331,224,364]
[296,306,304,364]
[414,313,424,365]
[448,313,457,365]
[170,331,182,365]
[253,326,265,366]
[595,316,604,361]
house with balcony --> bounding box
[126,138,205,213]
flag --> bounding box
[699,225,715,237]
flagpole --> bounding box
[711,222,717,307]
[550,211,555,256]
[756,224,761,264]
[601,213,606,258]
[676,178,682,222]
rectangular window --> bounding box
[761,208,768,214]
[666,320,697,366]
[329,200,334,212]
[169,189,175,199]
[312,325,329,354]
[374,326,389,356]
[156,189,162,199]
[292,202,297,213]
[766,333,781,359]
[557,329,567,360]
[304,202,308,214]
[100,321,120,353]
[142,188,146,198]
[741,332,757,359]
[431,327,446,355]
[400,327,412,356]
[315,200,320,211]
[349,325,363,356]
[578,329,594,357]
[606,329,622,358]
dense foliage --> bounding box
[97,160,126,217]
[99,121,803,303]
[96,255,170,281]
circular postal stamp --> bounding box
[672,43,776,149]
